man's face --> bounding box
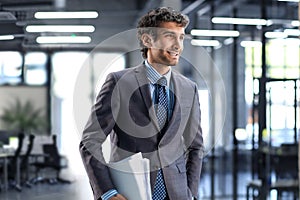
[147,22,185,67]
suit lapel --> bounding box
[167,70,182,126]
[159,70,191,144]
[134,65,160,130]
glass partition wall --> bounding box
[51,51,126,177]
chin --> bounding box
[169,60,179,66]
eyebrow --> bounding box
[162,30,185,37]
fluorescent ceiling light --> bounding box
[265,31,287,39]
[269,38,300,46]
[291,20,299,27]
[277,0,299,2]
[34,11,99,19]
[240,41,262,48]
[223,37,234,45]
[212,17,268,26]
[0,35,15,40]
[26,25,95,33]
[191,39,220,47]
[284,29,300,36]
[36,36,91,44]
[191,29,240,37]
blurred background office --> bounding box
[0,0,299,199]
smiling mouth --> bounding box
[168,51,179,57]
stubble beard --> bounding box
[159,49,180,67]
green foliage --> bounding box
[0,98,49,134]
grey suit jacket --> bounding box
[79,63,204,200]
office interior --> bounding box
[0,0,299,199]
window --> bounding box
[92,52,126,98]
[266,38,300,79]
[0,51,22,85]
[244,39,300,146]
[24,52,48,85]
[266,80,299,146]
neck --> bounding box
[148,61,170,75]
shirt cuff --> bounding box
[101,189,118,200]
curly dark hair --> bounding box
[137,7,189,58]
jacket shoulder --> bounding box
[172,69,197,88]
[109,64,144,80]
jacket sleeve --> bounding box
[184,84,204,198]
[79,72,120,200]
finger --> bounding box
[116,194,127,200]
[109,194,127,200]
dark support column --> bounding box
[258,0,267,199]
[250,30,257,180]
[258,0,267,148]
[232,7,238,200]
[295,1,300,196]
[21,52,25,84]
[46,52,52,134]
[209,2,215,200]
[294,80,297,143]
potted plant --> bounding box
[0,98,49,134]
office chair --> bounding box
[271,144,298,199]
[246,144,299,200]
[31,135,70,184]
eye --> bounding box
[165,33,174,38]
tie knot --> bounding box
[157,77,167,87]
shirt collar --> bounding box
[145,60,171,87]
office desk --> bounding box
[0,153,19,191]
[0,153,51,192]
[0,154,9,191]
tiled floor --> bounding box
[0,174,93,200]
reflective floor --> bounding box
[0,174,93,200]
[0,172,298,199]
[0,150,298,200]
[1,170,297,200]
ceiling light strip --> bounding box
[212,17,268,26]
[284,29,300,36]
[191,29,240,37]
[265,32,287,39]
[36,36,91,44]
[240,41,262,48]
[34,11,99,19]
[269,38,300,45]
[26,25,95,33]
[291,20,299,27]
[191,39,220,47]
[277,0,299,2]
[0,35,15,40]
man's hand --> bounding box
[109,194,127,200]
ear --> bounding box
[141,34,152,48]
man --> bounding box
[79,7,204,200]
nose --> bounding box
[174,37,183,51]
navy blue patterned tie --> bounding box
[152,77,167,200]
[155,77,168,130]
[153,169,166,200]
